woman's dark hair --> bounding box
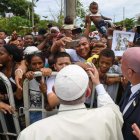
[3,44,23,62]
[25,52,45,64]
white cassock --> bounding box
[18,84,124,140]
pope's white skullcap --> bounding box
[54,65,89,101]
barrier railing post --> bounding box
[23,71,58,127]
[0,72,21,138]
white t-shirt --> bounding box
[65,49,85,62]
[89,11,101,17]
[46,75,56,95]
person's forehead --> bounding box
[79,37,89,43]
[51,29,58,32]
[56,57,71,63]
[0,32,5,35]
[99,55,113,62]
[122,47,140,70]
[31,56,43,62]
[24,35,33,39]
[91,4,98,8]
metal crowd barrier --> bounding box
[0,72,21,140]
[23,70,121,126]
[104,83,120,102]
[89,75,121,108]
[0,67,121,139]
[23,71,57,127]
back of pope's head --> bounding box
[122,47,140,73]
[54,65,89,103]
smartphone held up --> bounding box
[65,39,80,49]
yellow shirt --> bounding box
[86,54,99,63]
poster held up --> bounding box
[112,30,135,56]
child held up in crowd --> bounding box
[85,1,112,36]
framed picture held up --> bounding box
[112,30,135,56]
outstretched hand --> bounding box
[0,102,15,114]
[55,37,72,47]
[15,69,24,91]
[40,68,52,77]
[25,71,34,80]
[86,65,100,86]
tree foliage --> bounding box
[0,1,138,35]
[36,20,47,29]
[0,16,30,35]
[0,0,32,18]
[115,18,135,30]
[136,16,140,25]
[76,0,86,18]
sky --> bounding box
[34,0,140,22]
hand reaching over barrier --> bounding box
[0,101,15,114]
[86,65,100,86]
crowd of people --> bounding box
[0,1,140,140]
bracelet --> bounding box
[15,68,23,75]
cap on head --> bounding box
[122,47,140,73]
[50,26,60,33]
[23,46,40,55]
[54,65,89,101]
[63,24,75,30]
